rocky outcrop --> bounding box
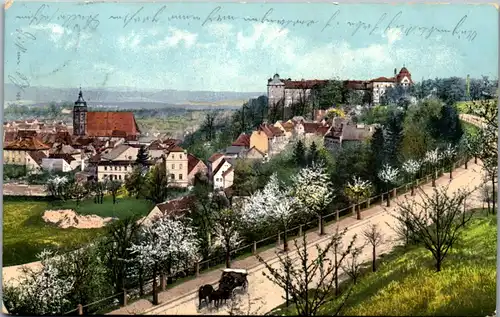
[42,209,117,229]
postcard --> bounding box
[3,2,498,317]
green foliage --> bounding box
[358,106,390,125]
[3,164,28,180]
[135,145,149,165]
[308,142,319,165]
[144,164,170,204]
[293,140,307,167]
[428,104,464,146]
[124,166,146,199]
[317,80,347,109]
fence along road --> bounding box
[140,161,484,316]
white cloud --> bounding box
[207,23,234,38]
[385,28,403,45]
[117,31,144,49]
[236,23,291,51]
[145,27,198,51]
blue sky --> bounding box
[5,2,498,92]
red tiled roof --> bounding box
[155,195,196,217]
[258,124,275,138]
[208,153,224,163]
[283,79,329,89]
[268,124,284,137]
[4,137,50,151]
[4,131,17,143]
[187,153,201,174]
[315,126,331,136]
[281,122,294,132]
[168,145,185,153]
[232,133,251,147]
[86,112,140,139]
[303,123,322,134]
[28,151,47,166]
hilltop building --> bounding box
[267,66,413,115]
[72,89,141,140]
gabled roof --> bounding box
[28,151,47,166]
[208,153,224,163]
[225,145,246,155]
[303,122,322,134]
[370,76,395,83]
[232,133,251,147]
[212,158,230,177]
[281,122,294,132]
[155,195,196,217]
[100,144,131,161]
[4,137,50,151]
[187,153,205,174]
[167,145,185,153]
[86,111,140,138]
[246,146,265,157]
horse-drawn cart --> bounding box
[198,268,249,309]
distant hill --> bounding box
[4,84,265,108]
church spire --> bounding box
[75,87,87,106]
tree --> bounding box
[144,164,169,204]
[212,208,242,268]
[428,104,464,146]
[393,185,476,272]
[307,142,319,165]
[369,126,386,182]
[424,148,441,187]
[46,175,71,201]
[135,145,149,166]
[345,176,372,220]
[3,250,74,315]
[293,140,307,167]
[69,182,88,206]
[94,181,106,204]
[362,224,384,272]
[242,174,298,252]
[128,217,199,305]
[107,180,122,204]
[101,216,143,302]
[124,166,146,199]
[377,164,400,207]
[441,143,457,179]
[317,80,346,109]
[291,163,334,235]
[401,159,421,196]
[201,112,217,142]
[384,110,405,166]
[57,245,110,314]
[231,159,260,196]
[256,230,359,316]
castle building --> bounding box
[267,67,413,113]
[72,89,141,141]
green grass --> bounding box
[3,197,154,266]
[270,211,497,316]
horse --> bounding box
[198,284,214,309]
[208,287,224,309]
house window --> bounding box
[172,154,175,159]
[170,173,175,180]
[179,164,183,169]
[104,166,107,171]
[171,164,175,169]
[179,174,183,180]
[115,166,118,171]
[124,166,127,171]
[119,175,122,180]
[104,174,107,178]
[179,154,183,159]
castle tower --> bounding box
[73,88,88,136]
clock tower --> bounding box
[73,88,88,136]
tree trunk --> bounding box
[319,215,325,235]
[465,159,468,169]
[436,259,442,272]
[113,194,116,204]
[474,156,478,164]
[432,169,436,187]
[372,245,376,272]
[356,199,361,220]
[386,188,391,207]
[410,181,415,196]
[152,266,159,305]
[283,228,289,252]
[225,245,231,268]
[492,175,496,215]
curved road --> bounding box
[143,162,484,315]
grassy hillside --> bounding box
[271,211,496,316]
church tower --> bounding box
[73,88,88,136]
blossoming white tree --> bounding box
[441,143,457,179]
[345,176,372,220]
[242,173,298,251]
[211,208,243,268]
[291,162,334,235]
[46,175,71,200]
[401,159,421,196]
[3,250,74,315]
[128,217,199,305]
[424,148,441,187]
[378,164,400,207]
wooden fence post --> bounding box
[77,304,83,316]
[336,209,339,222]
[381,193,384,204]
[252,241,257,254]
[277,232,281,247]
[367,198,371,208]
[298,225,303,237]
[195,261,200,277]
[392,188,397,197]
[351,204,355,215]
[123,289,128,306]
